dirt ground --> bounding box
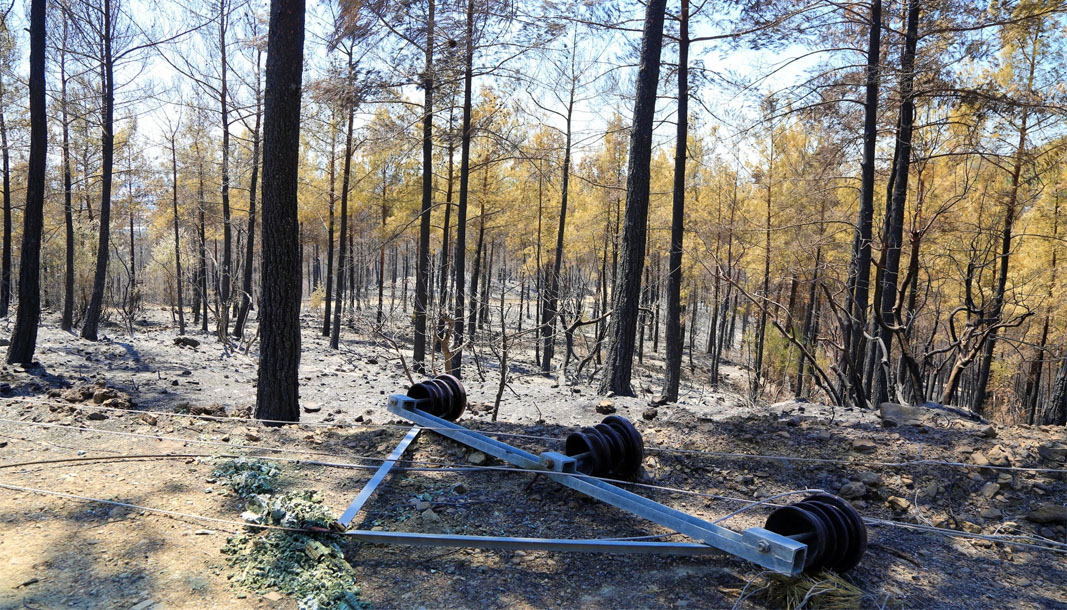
[0,307,1065,609]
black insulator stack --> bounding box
[764,493,868,573]
[564,415,645,477]
[406,374,468,421]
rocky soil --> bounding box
[0,307,1065,609]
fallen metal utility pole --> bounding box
[334,376,867,576]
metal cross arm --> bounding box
[385,394,808,575]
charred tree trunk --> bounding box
[218,0,233,339]
[322,120,337,336]
[412,0,436,373]
[6,0,46,363]
[0,61,11,318]
[842,0,882,408]
[539,79,575,373]
[170,133,186,335]
[872,0,919,407]
[331,105,355,349]
[599,0,666,396]
[255,0,305,423]
[81,0,116,342]
[235,51,262,339]
[60,21,75,332]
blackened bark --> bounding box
[255,0,305,423]
[234,52,262,339]
[599,0,667,396]
[331,105,354,349]
[451,0,475,376]
[872,0,919,407]
[322,120,336,336]
[81,0,116,342]
[0,76,10,318]
[539,83,574,373]
[1047,355,1067,426]
[198,172,208,331]
[218,0,233,338]
[6,0,46,363]
[171,135,186,335]
[412,0,436,373]
[663,0,688,403]
[842,0,881,408]
[60,20,75,332]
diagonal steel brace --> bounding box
[385,394,807,575]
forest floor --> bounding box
[0,306,1065,609]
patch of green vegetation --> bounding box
[213,457,280,496]
[214,458,367,609]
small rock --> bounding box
[452,483,467,495]
[814,429,832,441]
[980,482,1000,498]
[421,509,440,522]
[840,481,868,500]
[194,529,215,535]
[1037,442,1067,463]
[985,445,1013,467]
[642,408,658,421]
[92,389,119,404]
[971,452,990,467]
[923,481,940,499]
[887,496,911,512]
[961,521,983,534]
[467,451,488,466]
[596,400,616,415]
[244,429,261,442]
[980,507,1003,520]
[303,404,322,413]
[240,511,261,524]
[851,438,877,453]
[978,425,997,438]
[414,500,432,512]
[140,413,158,426]
[858,472,882,487]
[740,475,755,485]
[87,411,108,421]
[1026,504,1067,524]
[775,431,790,440]
[879,402,927,427]
[263,591,283,601]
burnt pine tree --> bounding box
[7,0,46,364]
[322,117,337,337]
[0,18,12,319]
[871,0,919,408]
[841,0,881,408]
[80,0,117,341]
[233,43,262,339]
[330,102,354,350]
[59,19,76,332]
[600,0,667,397]
[412,0,436,373]
[662,0,689,403]
[255,0,305,423]
[451,0,474,376]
